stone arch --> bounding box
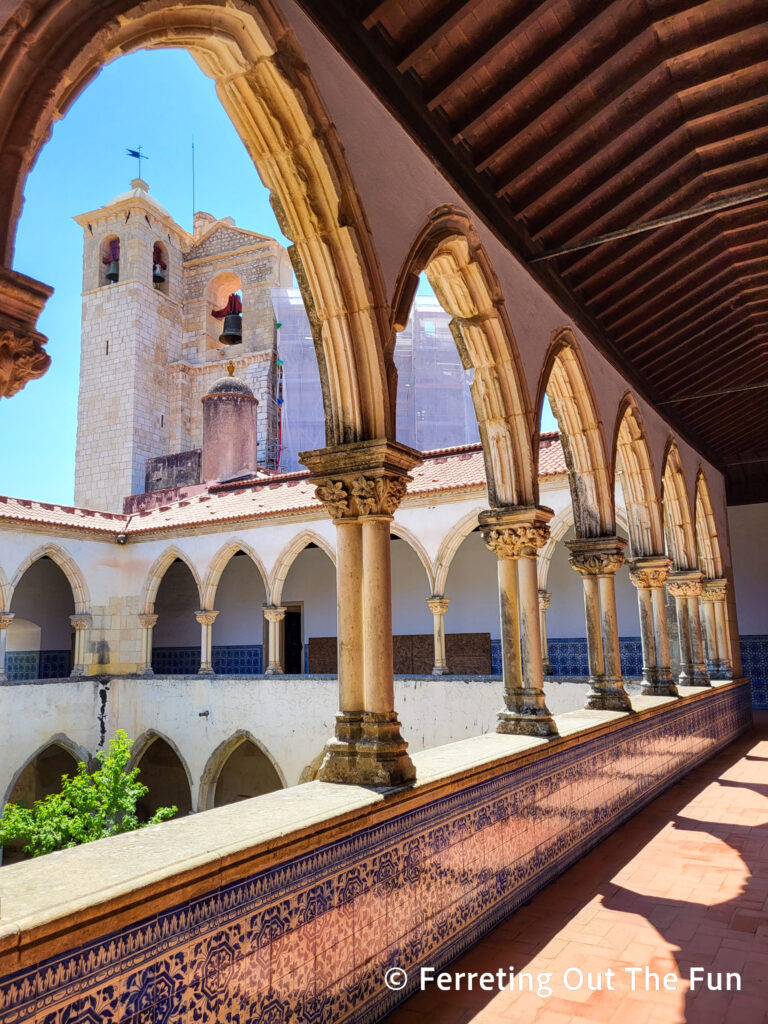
[0,562,10,611]
[613,394,664,558]
[0,0,391,443]
[141,546,203,614]
[433,506,487,596]
[391,207,535,507]
[269,530,335,605]
[9,544,90,613]
[2,734,88,810]
[198,730,285,810]
[390,522,435,593]
[130,730,193,818]
[202,539,269,610]
[694,469,724,579]
[536,330,613,537]
[661,440,698,571]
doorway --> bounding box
[283,605,303,673]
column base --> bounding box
[542,659,554,676]
[707,660,731,680]
[432,664,449,676]
[198,666,214,676]
[355,712,416,786]
[678,668,711,687]
[317,713,364,783]
[585,676,634,712]
[497,688,559,737]
[264,664,284,676]
[640,668,679,698]
[138,666,154,678]
[70,667,85,679]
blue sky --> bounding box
[3,48,556,506]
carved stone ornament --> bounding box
[138,613,159,629]
[538,590,551,610]
[426,596,451,616]
[0,329,51,398]
[314,472,409,518]
[667,576,704,599]
[566,536,626,576]
[628,557,672,590]
[0,612,15,630]
[195,610,220,627]
[302,440,421,521]
[701,579,728,603]
[69,614,91,631]
[481,524,550,559]
[263,606,287,624]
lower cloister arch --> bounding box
[537,330,614,538]
[661,440,698,571]
[613,395,664,558]
[131,732,193,819]
[198,731,285,810]
[391,207,535,509]
[0,0,391,442]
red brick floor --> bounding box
[385,713,768,1024]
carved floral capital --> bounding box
[139,613,159,629]
[667,572,704,599]
[0,612,15,630]
[538,590,551,610]
[478,506,553,560]
[628,556,672,590]
[195,610,219,627]
[263,605,287,624]
[0,330,51,398]
[69,614,91,631]
[0,267,54,399]
[701,578,728,603]
[427,596,451,616]
[302,440,421,520]
[566,536,626,576]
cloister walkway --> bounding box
[386,713,768,1024]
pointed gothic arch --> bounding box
[198,730,285,811]
[0,0,391,442]
[389,523,435,593]
[613,394,664,558]
[391,207,535,508]
[433,505,487,596]
[3,734,88,810]
[536,330,613,537]
[141,546,203,614]
[0,562,10,611]
[202,539,269,611]
[695,469,724,579]
[661,440,697,571]
[9,544,90,613]
[268,530,336,606]
[130,730,193,818]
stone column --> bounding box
[538,590,553,675]
[138,613,158,676]
[263,606,286,675]
[567,537,633,712]
[628,557,677,697]
[0,612,14,682]
[668,572,710,686]
[302,439,421,785]
[479,506,558,737]
[427,596,450,675]
[69,614,91,678]
[196,610,219,675]
[701,579,731,678]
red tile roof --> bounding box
[0,436,566,535]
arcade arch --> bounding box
[207,545,268,674]
[8,555,77,679]
[613,396,664,558]
[151,557,203,675]
[132,733,192,820]
[199,733,284,810]
[278,536,337,674]
[661,441,698,571]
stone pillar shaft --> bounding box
[195,610,219,675]
[138,613,157,676]
[302,439,420,786]
[69,614,91,678]
[263,606,286,675]
[0,612,14,682]
[479,506,558,738]
[426,597,450,675]
[701,579,732,679]
[538,590,553,675]
[629,558,677,697]
[668,572,710,686]
[567,537,633,712]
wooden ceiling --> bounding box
[294,0,768,504]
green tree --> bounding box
[0,730,177,858]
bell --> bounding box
[106,260,119,283]
[219,312,243,345]
[153,263,166,285]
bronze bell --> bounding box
[219,312,242,345]
[106,260,119,283]
[153,263,165,285]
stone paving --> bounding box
[385,712,768,1024]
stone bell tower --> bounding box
[73,179,187,511]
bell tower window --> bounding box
[100,235,120,286]
[153,241,169,294]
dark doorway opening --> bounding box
[284,607,303,673]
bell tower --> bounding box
[73,180,188,510]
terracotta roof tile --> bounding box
[0,436,566,534]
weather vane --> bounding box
[126,146,148,178]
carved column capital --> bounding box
[566,536,626,576]
[263,605,287,624]
[0,267,54,398]
[667,571,704,599]
[138,613,158,629]
[538,590,551,610]
[69,614,91,631]
[701,578,728,602]
[427,596,451,616]
[301,439,421,519]
[478,506,553,559]
[628,555,672,590]
[0,612,15,630]
[195,610,219,627]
